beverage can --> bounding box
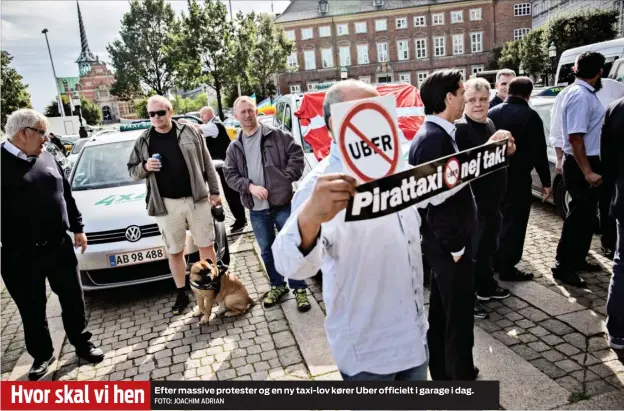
[152,153,161,161]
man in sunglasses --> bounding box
[2,109,104,380]
[127,96,222,315]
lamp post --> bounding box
[519,62,525,76]
[548,42,557,86]
[340,66,348,80]
[42,28,65,117]
[72,95,88,138]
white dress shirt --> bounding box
[199,121,219,138]
[3,139,30,161]
[272,141,468,376]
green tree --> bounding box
[251,14,294,99]
[175,0,234,120]
[498,40,522,73]
[231,11,259,96]
[44,95,102,125]
[520,28,547,76]
[486,47,503,70]
[107,0,180,97]
[1,50,32,130]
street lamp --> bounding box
[340,66,348,80]
[72,95,88,138]
[519,62,525,75]
[548,42,557,86]
[42,28,65,117]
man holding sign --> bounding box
[272,80,431,380]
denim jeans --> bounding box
[249,204,306,290]
[607,219,624,348]
[340,346,429,381]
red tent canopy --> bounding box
[294,83,426,161]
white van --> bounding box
[555,38,624,85]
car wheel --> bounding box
[554,178,569,218]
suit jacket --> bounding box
[601,96,624,220]
[409,121,477,257]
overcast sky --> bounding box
[2,0,291,112]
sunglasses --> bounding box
[148,110,168,117]
[25,127,49,138]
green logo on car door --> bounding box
[95,192,147,206]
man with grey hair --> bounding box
[489,69,516,108]
[2,108,103,380]
[128,95,222,315]
[271,80,430,380]
[456,78,511,320]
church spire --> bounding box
[75,0,96,75]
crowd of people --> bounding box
[1,50,622,383]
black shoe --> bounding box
[230,221,246,232]
[477,286,510,301]
[552,267,586,287]
[574,261,602,272]
[474,301,489,319]
[76,342,104,364]
[172,289,190,315]
[602,247,615,260]
[28,355,55,381]
[499,268,534,282]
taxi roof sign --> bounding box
[120,122,151,132]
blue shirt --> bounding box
[561,79,605,156]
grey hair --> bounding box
[147,95,173,111]
[496,69,516,83]
[199,106,214,116]
[323,79,377,132]
[464,78,491,93]
[233,96,256,112]
[5,109,49,140]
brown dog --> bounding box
[189,259,254,326]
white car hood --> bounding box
[72,183,155,233]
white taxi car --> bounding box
[69,129,226,291]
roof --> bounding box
[275,0,459,24]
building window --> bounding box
[301,28,313,40]
[470,8,482,21]
[514,3,531,16]
[359,76,371,84]
[414,16,426,27]
[339,46,351,66]
[415,38,427,59]
[434,36,445,57]
[375,19,387,31]
[472,65,484,74]
[355,22,367,33]
[452,34,464,55]
[304,50,316,70]
[289,84,301,94]
[396,17,408,29]
[471,32,483,53]
[98,90,110,98]
[451,11,463,24]
[377,42,389,62]
[417,71,429,87]
[398,40,409,60]
[285,30,295,41]
[455,67,466,80]
[321,48,334,68]
[432,13,444,25]
[398,72,411,84]
[337,24,349,36]
[287,52,298,68]
[307,82,317,91]
[357,44,369,64]
[514,28,531,40]
[319,26,331,37]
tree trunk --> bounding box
[215,79,224,120]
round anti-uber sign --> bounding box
[337,99,400,183]
[443,156,460,188]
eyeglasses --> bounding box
[25,127,49,138]
[148,110,168,118]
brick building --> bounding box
[274,0,533,94]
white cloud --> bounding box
[2,0,290,114]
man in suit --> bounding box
[601,96,624,355]
[488,77,552,282]
[408,70,481,380]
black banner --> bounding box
[151,381,500,410]
[346,139,509,221]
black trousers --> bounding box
[1,235,91,361]
[217,167,246,225]
[473,207,502,294]
[555,155,601,269]
[600,181,617,250]
[426,245,475,380]
[494,177,533,274]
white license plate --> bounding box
[108,247,166,267]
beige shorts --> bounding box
[155,197,215,254]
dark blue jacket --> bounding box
[409,121,478,256]
[601,96,624,220]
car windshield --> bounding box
[71,139,88,154]
[71,140,141,191]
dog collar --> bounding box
[190,275,222,293]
